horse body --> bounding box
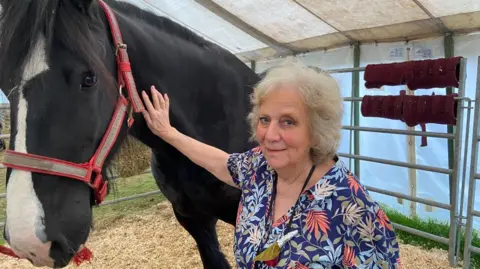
[0,0,259,267]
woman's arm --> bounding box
[140,85,238,188]
[162,128,237,188]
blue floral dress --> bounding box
[227,147,402,269]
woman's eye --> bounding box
[259,117,269,124]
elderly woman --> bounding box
[141,60,401,268]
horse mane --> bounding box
[108,1,215,51]
[0,0,109,88]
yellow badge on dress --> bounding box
[254,230,298,266]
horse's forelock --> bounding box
[0,0,115,90]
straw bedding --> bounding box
[0,201,457,269]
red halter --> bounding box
[2,0,143,206]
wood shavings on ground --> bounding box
[0,202,455,269]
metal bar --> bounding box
[392,222,449,245]
[365,185,451,210]
[463,56,480,269]
[476,173,480,179]
[470,245,480,255]
[0,189,164,229]
[342,125,455,139]
[327,66,366,74]
[472,210,480,218]
[97,190,162,207]
[449,57,466,265]
[456,98,473,263]
[338,153,453,174]
[352,42,361,178]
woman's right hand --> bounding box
[141,85,236,188]
[141,85,176,140]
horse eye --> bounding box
[81,71,97,88]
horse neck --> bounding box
[110,6,258,152]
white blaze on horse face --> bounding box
[5,35,54,267]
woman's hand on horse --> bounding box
[141,85,175,139]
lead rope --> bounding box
[0,244,93,266]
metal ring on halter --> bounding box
[115,42,127,56]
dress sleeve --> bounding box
[227,148,256,189]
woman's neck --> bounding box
[276,158,313,186]
[276,157,336,189]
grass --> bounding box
[381,204,480,268]
[91,173,166,228]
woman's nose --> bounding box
[264,123,281,141]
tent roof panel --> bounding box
[123,0,480,61]
[211,0,338,43]
[417,0,480,17]
[295,0,430,31]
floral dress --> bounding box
[227,147,402,269]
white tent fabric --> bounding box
[124,0,480,62]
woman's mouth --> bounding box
[266,148,286,152]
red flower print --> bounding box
[236,203,243,225]
[272,215,288,227]
[347,173,364,195]
[250,172,257,184]
[376,208,393,231]
[305,210,330,239]
[342,245,356,268]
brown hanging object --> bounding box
[361,91,458,147]
[363,56,462,90]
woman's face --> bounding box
[255,84,313,170]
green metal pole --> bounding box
[352,42,361,177]
[444,33,455,179]
[444,32,459,265]
[444,33,455,216]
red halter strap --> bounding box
[2,0,144,206]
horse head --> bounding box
[0,0,135,266]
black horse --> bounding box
[0,0,259,267]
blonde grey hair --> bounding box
[247,59,344,165]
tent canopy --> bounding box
[126,0,480,62]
